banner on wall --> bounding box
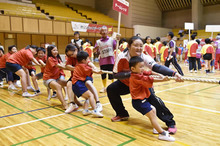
[71,21,113,34]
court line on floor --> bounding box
[0,106,54,118]
[0,113,65,131]
[101,82,220,114]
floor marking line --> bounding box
[0,113,65,131]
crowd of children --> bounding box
[1,30,220,142]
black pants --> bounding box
[189,57,197,71]
[196,58,201,70]
[107,80,176,127]
[165,55,184,76]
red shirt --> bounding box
[72,63,92,84]
[129,71,154,100]
[24,61,36,70]
[43,57,63,80]
[7,49,34,66]
[36,55,47,73]
[66,56,78,77]
[0,55,5,68]
[143,44,153,57]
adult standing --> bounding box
[94,26,116,93]
[165,32,184,76]
[71,31,83,51]
[107,36,183,134]
[214,34,220,70]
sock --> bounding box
[161,131,166,135]
[36,90,40,93]
[102,78,107,88]
[96,101,100,104]
[53,91,56,94]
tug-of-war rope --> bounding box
[101,70,220,84]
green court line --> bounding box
[12,123,90,146]
[187,85,219,94]
[0,98,91,146]
[0,90,136,145]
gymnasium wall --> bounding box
[133,25,172,39]
[0,15,134,53]
[162,4,220,29]
[203,5,220,26]
[95,0,162,28]
[162,9,192,29]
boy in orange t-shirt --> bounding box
[129,56,175,142]
[72,51,103,118]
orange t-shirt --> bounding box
[36,55,47,73]
[129,71,154,100]
[7,49,34,66]
[0,55,5,68]
[66,56,78,77]
[43,57,63,80]
[72,63,93,84]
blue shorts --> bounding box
[132,98,152,115]
[28,69,36,76]
[72,76,93,97]
[6,62,22,73]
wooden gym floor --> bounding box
[0,62,220,146]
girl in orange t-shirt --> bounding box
[43,45,68,109]
[6,45,41,97]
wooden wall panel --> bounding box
[39,20,53,34]
[45,35,57,46]
[113,27,126,38]
[53,21,66,35]
[66,22,74,35]
[0,16,10,31]
[57,36,68,54]
[16,34,31,50]
[32,34,45,47]
[125,28,134,38]
[0,33,5,48]
[11,17,23,32]
[23,18,38,33]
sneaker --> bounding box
[8,84,17,90]
[65,103,79,114]
[0,81,3,88]
[99,87,106,93]
[34,91,41,96]
[27,86,35,92]
[82,109,92,116]
[64,96,68,101]
[168,125,177,134]
[22,92,36,97]
[92,110,104,118]
[194,70,197,73]
[52,92,57,98]
[153,128,159,134]
[96,102,103,112]
[158,131,175,142]
[111,116,129,122]
[14,83,21,88]
[189,70,193,73]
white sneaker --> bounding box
[96,102,103,112]
[82,109,92,116]
[158,131,175,142]
[99,88,106,93]
[153,128,159,134]
[65,103,79,114]
[27,86,35,92]
[22,92,36,97]
[14,83,21,88]
[8,84,17,90]
[194,70,197,73]
[92,110,104,118]
[189,70,193,73]
[0,81,3,88]
[64,96,68,101]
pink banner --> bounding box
[113,0,129,15]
